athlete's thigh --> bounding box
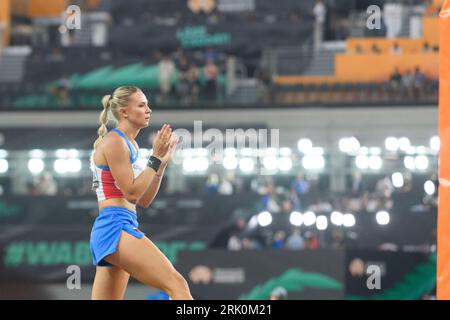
[104,231,179,291]
[92,265,130,300]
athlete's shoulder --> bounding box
[100,131,128,150]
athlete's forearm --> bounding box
[137,165,166,208]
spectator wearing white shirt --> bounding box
[313,0,327,51]
[158,55,176,103]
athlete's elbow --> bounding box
[124,191,139,204]
[139,200,151,209]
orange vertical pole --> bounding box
[438,0,450,300]
[0,0,10,46]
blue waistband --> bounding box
[99,206,137,218]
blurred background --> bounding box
[0,0,441,299]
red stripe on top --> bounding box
[101,169,124,199]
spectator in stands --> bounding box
[187,63,201,103]
[423,173,438,209]
[422,42,433,53]
[31,171,58,196]
[280,199,293,215]
[286,229,305,250]
[272,231,286,250]
[291,173,310,196]
[218,173,234,195]
[390,42,402,55]
[51,73,72,106]
[172,47,186,66]
[158,55,176,103]
[312,0,327,51]
[402,69,414,99]
[371,43,382,54]
[203,59,219,101]
[46,47,65,63]
[205,173,220,194]
[227,233,242,251]
[413,66,426,100]
[330,229,345,249]
[204,47,219,63]
[353,44,363,54]
[304,231,320,249]
[350,171,364,196]
[256,67,272,103]
[241,237,262,250]
[270,287,288,300]
[375,175,394,198]
[389,67,402,93]
[176,56,191,104]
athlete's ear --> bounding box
[119,107,129,119]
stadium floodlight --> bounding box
[263,156,278,171]
[223,156,238,170]
[0,159,8,173]
[430,136,440,152]
[278,157,293,171]
[404,156,416,170]
[369,147,382,155]
[68,149,79,158]
[316,215,328,231]
[355,155,369,169]
[415,155,429,170]
[239,158,255,173]
[224,148,237,157]
[398,137,411,152]
[297,139,313,154]
[385,137,399,152]
[67,158,82,173]
[29,149,45,159]
[424,180,436,195]
[416,146,427,155]
[182,158,197,173]
[302,155,325,170]
[391,172,404,188]
[194,157,209,172]
[303,211,317,226]
[280,148,292,156]
[376,211,390,225]
[330,211,344,226]
[368,156,382,170]
[28,158,44,174]
[289,211,303,226]
[343,213,356,227]
[306,147,324,156]
[339,137,360,153]
[55,149,69,158]
[54,159,69,174]
[241,148,254,157]
[257,211,273,227]
[0,149,8,158]
[359,147,369,155]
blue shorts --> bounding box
[90,206,145,267]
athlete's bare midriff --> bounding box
[98,198,136,212]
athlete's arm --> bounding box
[103,125,172,203]
[137,134,177,208]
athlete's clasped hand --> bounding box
[152,124,178,165]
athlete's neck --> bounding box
[116,125,139,141]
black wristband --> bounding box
[147,155,162,172]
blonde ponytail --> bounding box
[92,86,141,150]
[93,94,112,150]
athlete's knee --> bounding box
[166,271,190,293]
